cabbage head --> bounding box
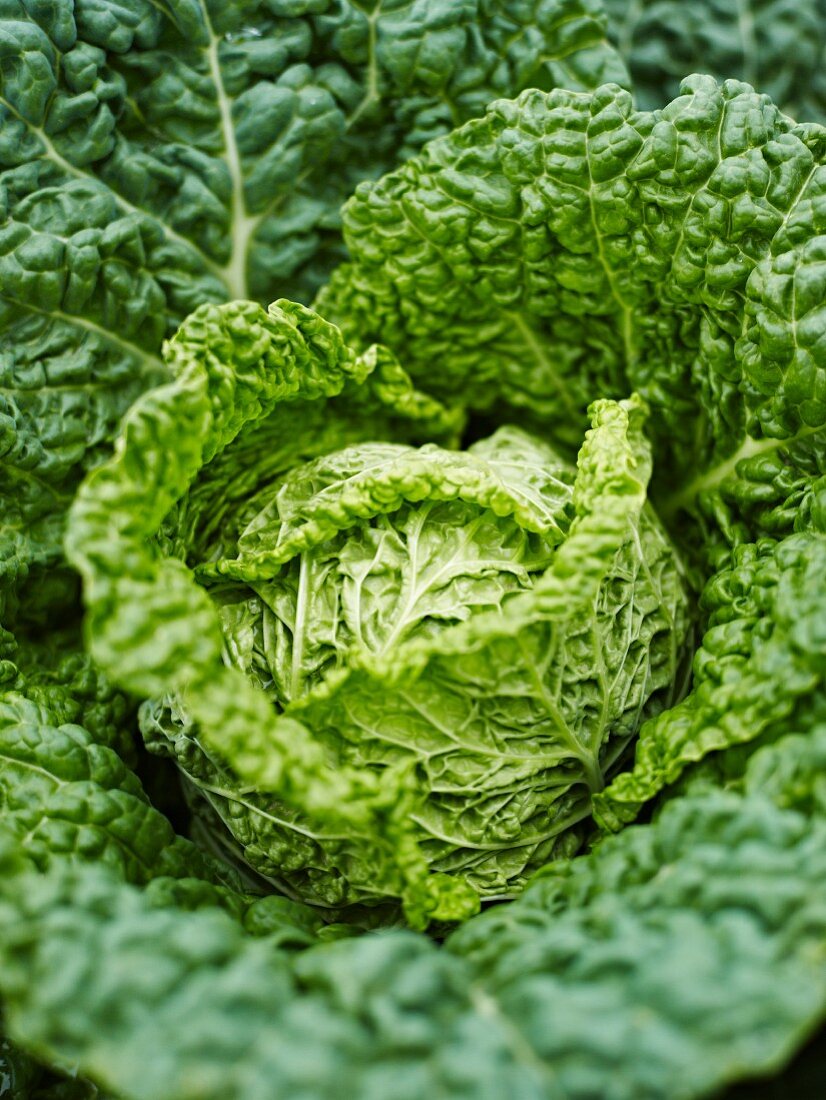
[68,300,690,923]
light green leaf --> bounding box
[67,298,486,926]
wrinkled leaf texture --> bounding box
[4,14,826,1100]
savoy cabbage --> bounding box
[2,2,826,1099]
[66,301,690,918]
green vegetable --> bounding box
[65,297,690,920]
[5,8,826,1096]
[0,645,244,904]
[316,74,826,543]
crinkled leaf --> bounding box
[316,76,826,556]
[0,688,233,895]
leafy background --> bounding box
[3,0,826,1097]
[603,0,826,120]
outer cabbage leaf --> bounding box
[0,642,333,1099]
[316,76,826,555]
[2,626,135,762]
[0,627,350,1087]
[0,665,242,901]
[1,723,826,1100]
[603,0,826,120]
[0,691,203,886]
[0,0,627,626]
